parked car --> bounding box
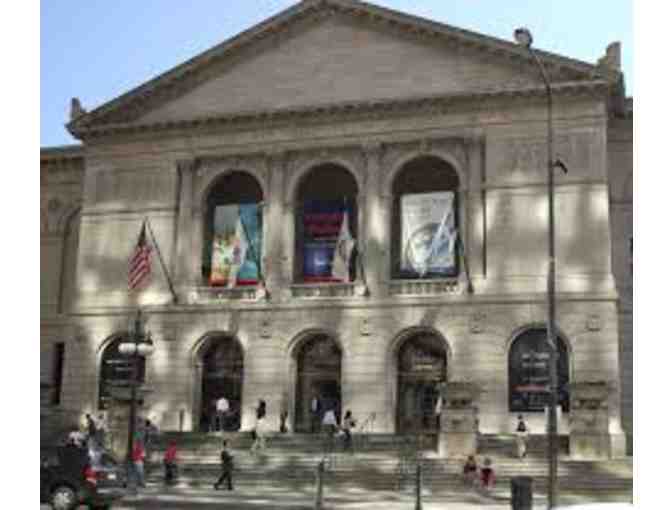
[40,444,126,510]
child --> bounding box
[462,454,478,486]
[480,457,495,491]
[164,440,178,485]
[515,415,529,459]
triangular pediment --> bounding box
[69,0,611,136]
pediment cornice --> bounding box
[67,0,615,139]
[73,79,610,141]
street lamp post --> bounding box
[513,27,564,509]
[119,309,154,471]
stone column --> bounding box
[175,159,197,299]
[361,143,385,297]
[264,152,287,297]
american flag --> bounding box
[129,221,152,291]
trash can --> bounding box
[510,476,533,510]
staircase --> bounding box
[145,432,632,504]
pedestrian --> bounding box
[279,410,288,434]
[310,393,321,433]
[462,454,478,486]
[321,407,338,437]
[515,414,529,459]
[250,399,267,455]
[95,413,107,448]
[132,439,146,488]
[164,440,178,486]
[341,410,356,452]
[480,457,495,492]
[434,390,444,430]
[144,419,159,466]
[85,413,97,441]
[215,396,230,431]
[214,440,234,490]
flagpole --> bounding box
[145,217,179,304]
[457,233,474,294]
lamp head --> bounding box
[514,27,533,48]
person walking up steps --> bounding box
[515,414,529,459]
[214,440,234,491]
[250,399,267,456]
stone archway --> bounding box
[197,335,244,432]
[396,331,447,434]
[293,333,342,432]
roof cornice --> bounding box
[73,80,609,141]
[40,144,85,163]
[67,0,614,139]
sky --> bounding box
[40,0,633,147]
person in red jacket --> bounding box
[132,439,146,488]
[164,440,178,485]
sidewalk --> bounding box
[102,485,550,509]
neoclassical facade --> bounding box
[40,0,633,454]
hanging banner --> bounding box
[209,204,261,286]
[303,200,354,282]
[400,192,457,277]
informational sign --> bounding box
[302,200,354,282]
[400,192,457,278]
[98,346,145,410]
[509,329,570,412]
[209,204,261,286]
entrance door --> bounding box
[201,337,243,432]
[295,335,341,432]
[397,333,446,434]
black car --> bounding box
[40,444,127,510]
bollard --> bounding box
[415,462,423,510]
[510,476,533,510]
[315,459,325,510]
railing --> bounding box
[354,412,376,452]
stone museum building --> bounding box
[40,0,633,456]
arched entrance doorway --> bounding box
[295,334,342,432]
[508,328,570,413]
[397,332,447,434]
[98,335,146,410]
[199,336,244,432]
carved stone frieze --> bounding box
[499,132,597,181]
[387,278,461,297]
[284,145,366,204]
[359,317,372,336]
[187,286,260,304]
[260,312,273,338]
[40,196,82,235]
[196,153,270,200]
[586,314,602,332]
[379,138,469,196]
[89,167,175,208]
[290,283,356,299]
[470,311,487,334]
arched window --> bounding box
[202,171,263,287]
[508,328,570,413]
[98,336,146,410]
[391,156,460,280]
[294,164,358,283]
